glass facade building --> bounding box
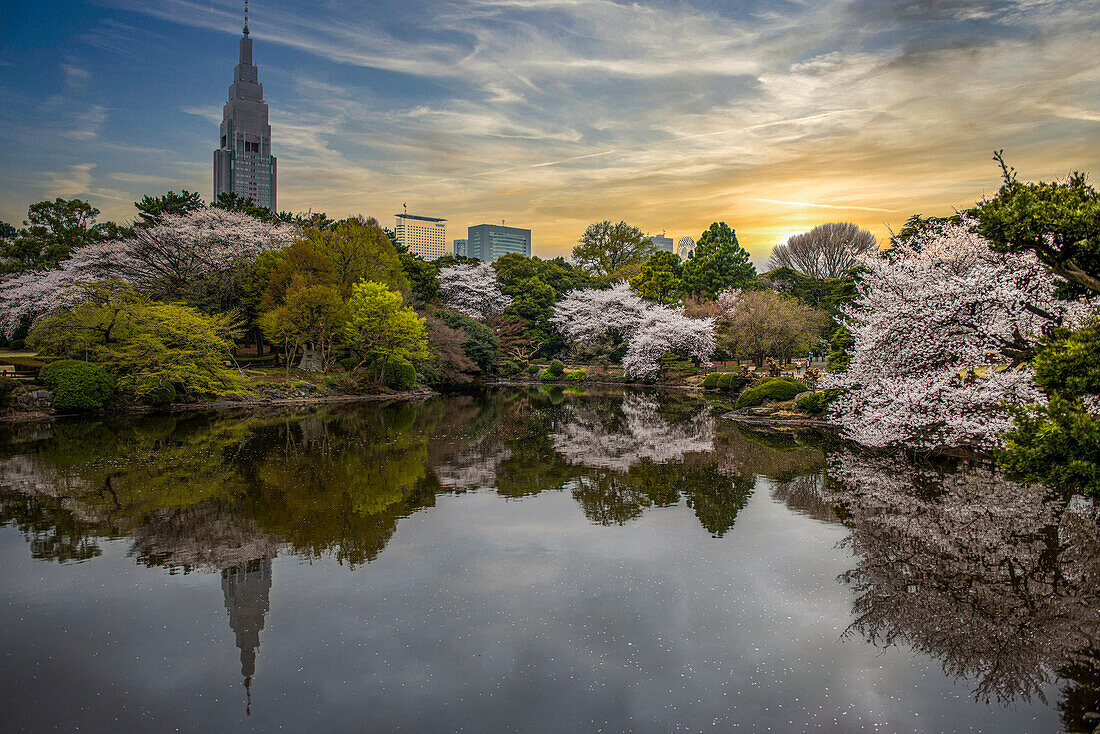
[467,224,532,262]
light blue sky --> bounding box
[1,0,1098,259]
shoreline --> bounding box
[0,388,437,423]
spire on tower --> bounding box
[243,0,249,36]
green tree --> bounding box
[998,322,1100,498]
[681,222,756,298]
[970,152,1100,294]
[260,284,347,373]
[572,220,655,281]
[345,280,429,384]
[322,217,409,297]
[1,198,112,271]
[27,281,244,401]
[630,250,684,304]
[134,190,204,227]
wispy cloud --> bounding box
[2,0,1098,256]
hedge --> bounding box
[38,359,115,411]
[702,373,721,389]
[796,389,840,416]
[735,377,807,409]
[717,373,735,390]
[548,359,565,377]
[566,370,587,381]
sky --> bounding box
[0,0,1098,264]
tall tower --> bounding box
[213,1,277,210]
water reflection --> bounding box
[1,388,1098,729]
[769,452,1100,729]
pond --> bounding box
[1,386,1097,733]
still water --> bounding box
[0,387,1097,733]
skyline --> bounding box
[1,0,1098,265]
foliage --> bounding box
[551,281,715,378]
[825,219,1081,451]
[134,191,204,227]
[259,284,347,373]
[572,220,655,282]
[767,222,876,279]
[548,359,565,377]
[399,251,440,306]
[681,222,756,299]
[630,251,684,305]
[702,372,721,389]
[997,321,1100,497]
[735,378,806,409]
[438,262,513,319]
[344,280,428,384]
[27,281,244,401]
[717,289,830,366]
[716,373,735,390]
[969,153,1100,294]
[998,395,1100,498]
[37,359,115,411]
[795,389,839,416]
[439,310,500,372]
[380,357,417,390]
[759,267,859,319]
[0,198,114,273]
[566,370,586,381]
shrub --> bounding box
[38,359,115,411]
[0,376,17,406]
[539,369,555,381]
[717,373,735,390]
[702,373,721,389]
[382,357,417,390]
[566,370,587,381]
[528,364,541,375]
[337,356,359,371]
[735,377,807,409]
[796,389,840,416]
[548,359,565,377]
[500,360,524,376]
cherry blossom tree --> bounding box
[0,209,295,335]
[438,262,512,319]
[551,281,715,378]
[825,219,1089,451]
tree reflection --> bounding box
[823,452,1100,706]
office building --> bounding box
[213,12,277,210]
[648,233,674,252]
[677,236,695,258]
[467,223,531,261]
[453,239,468,258]
[395,213,447,260]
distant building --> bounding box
[677,236,695,259]
[213,16,277,210]
[648,233,674,253]
[467,223,531,261]
[453,238,468,258]
[395,214,447,260]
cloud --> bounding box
[65,105,108,141]
[42,163,97,198]
[7,0,1097,258]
